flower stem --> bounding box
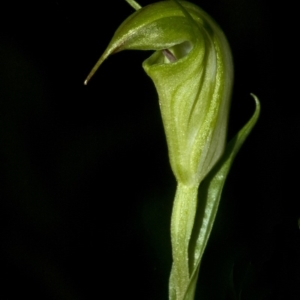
[125,0,141,10]
[170,183,198,300]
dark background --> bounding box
[0,0,299,299]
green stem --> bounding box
[125,0,141,10]
[170,183,198,300]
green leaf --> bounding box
[182,94,260,300]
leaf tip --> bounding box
[250,93,261,118]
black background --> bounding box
[0,0,299,299]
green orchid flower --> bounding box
[85,1,260,299]
[85,1,232,188]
